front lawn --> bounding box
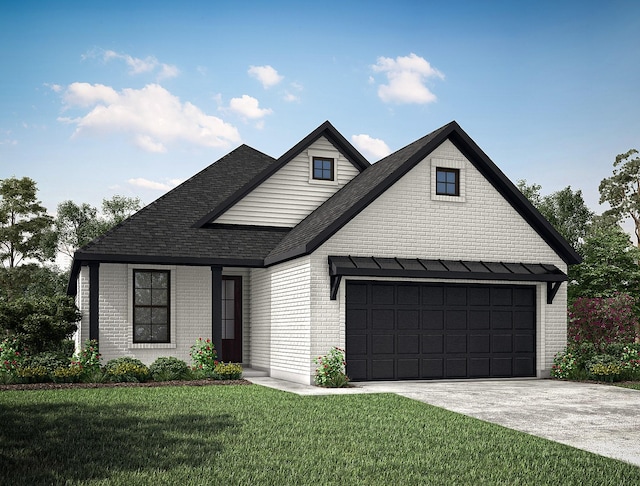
[1,385,638,485]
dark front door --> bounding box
[346,281,536,381]
[221,276,242,363]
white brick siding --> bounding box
[215,137,361,227]
[307,139,568,379]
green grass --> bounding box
[1,385,638,485]
[616,382,640,390]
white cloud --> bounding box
[127,177,183,190]
[59,83,241,152]
[228,95,273,120]
[87,48,180,80]
[248,65,283,89]
[44,83,63,93]
[351,134,391,161]
[371,53,444,104]
[283,91,299,102]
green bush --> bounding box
[52,365,83,383]
[550,351,577,379]
[149,356,189,381]
[24,351,69,374]
[104,357,149,383]
[16,365,50,383]
[72,339,101,375]
[314,347,349,387]
[213,362,243,380]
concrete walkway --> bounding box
[247,377,640,467]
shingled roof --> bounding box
[69,120,581,295]
[263,121,581,266]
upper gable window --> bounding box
[436,168,459,196]
[312,157,334,181]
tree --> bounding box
[517,180,594,251]
[0,264,67,301]
[568,222,640,303]
[102,195,141,227]
[55,201,102,259]
[0,177,56,268]
[599,148,640,246]
[55,196,142,259]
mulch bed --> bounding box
[0,379,252,392]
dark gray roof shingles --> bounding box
[76,144,288,262]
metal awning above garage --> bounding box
[328,256,567,303]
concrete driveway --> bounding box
[356,379,640,467]
[249,376,640,467]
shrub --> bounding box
[16,365,49,383]
[568,294,638,350]
[149,356,189,381]
[52,365,83,383]
[314,347,349,388]
[190,338,218,376]
[72,339,101,375]
[24,351,69,374]
[213,362,243,380]
[550,351,576,379]
[104,357,149,383]
[0,296,80,354]
[0,336,25,376]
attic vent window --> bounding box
[436,168,459,196]
[312,157,334,181]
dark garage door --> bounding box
[346,281,536,381]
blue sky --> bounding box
[1,0,639,223]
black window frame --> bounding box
[435,167,460,196]
[312,156,335,181]
[133,269,170,344]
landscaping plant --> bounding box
[104,357,149,383]
[314,347,349,387]
[213,362,243,380]
[149,356,190,381]
[190,338,218,376]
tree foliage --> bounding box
[0,295,80,354]
[0,177,56,268]
[568,223,640,303]
[55,195,142,258]
[517,180,593,251]
[0,264,67,302]
[599,148,640,245]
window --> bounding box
[133,270,170,343]
[436,168,459,196]
[312,157,334,181]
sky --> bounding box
[1,0,640,229]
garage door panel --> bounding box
[514,334,535,353]
[446,358,467,377]
[492,358,513,376]
[469,358,490,377]
[372,285,395,305]
[493,334,513,353]
[346,334,367,355]
[446,334,467,353]
[514,357,535,376]
[372,334,395,354]
[346,309,368,330]
[446,287,467,306]
[422,358,444,378]
[398,334,420,354]
[491,287,513,306]
[514,311,535,329]
[372,310,394,329]
[468,287,491,306]
[469,310,490,329]
[372,360,395,379]
[423,310,444,329]
[398,359,420,379]
[492,311,512,329]
[469,334,490,353]
[346,281,536,381]
[398,310,419,329]
[398,285,420,305]
[422,335,444,354]
[422,286,444,305]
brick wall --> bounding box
[308,139,568,376]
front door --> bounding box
[221,276,242,363]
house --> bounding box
[68,120,581,384]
